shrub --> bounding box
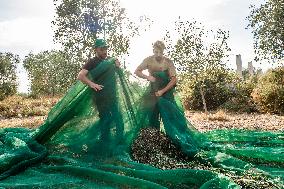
[251,67,284,114]
[181,69,234,111]
[221,77,258,113]
[0,95,59,118]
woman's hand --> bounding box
[90,82,104,91]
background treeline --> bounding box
[1,48,283,117]
[0,0,283,117]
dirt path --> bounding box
[186,110,284,132]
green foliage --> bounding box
[164,19,231,111]
[221,76,258,113]
[247,0,284,62]
[53,0,150,62]
[165,20,230,73]
[23,50,80,96]
[0,53,19,100]
[182,69,234,111]
[252,67,284,114]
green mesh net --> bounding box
[0,58,283,188]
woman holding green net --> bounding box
[134,40,202,157]
[77,39,124,146]
[134,40,177,129]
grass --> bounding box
[188,109,230,122]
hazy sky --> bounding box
[0,0,266,92]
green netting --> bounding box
[0,58,283,188]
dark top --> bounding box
[82,57,102,71]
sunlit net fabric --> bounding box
[0,58,283,188]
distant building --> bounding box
[236,55,260,78]
[248,61,254,75]
[236,54,242,77]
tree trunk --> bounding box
[200,86,208,114]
